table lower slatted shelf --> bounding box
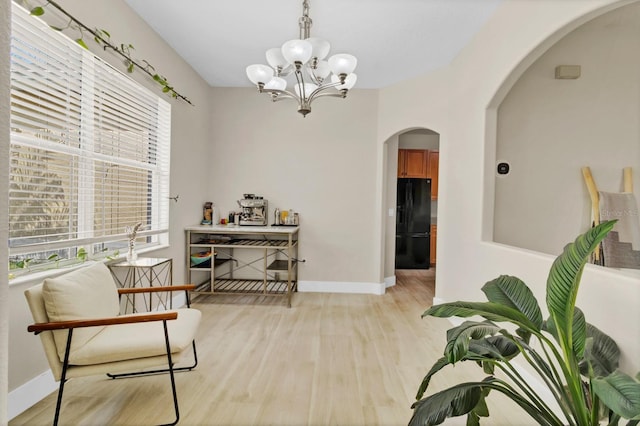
[194,278,297,296]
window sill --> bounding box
[9,244,169,287]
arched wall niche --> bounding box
[485,1,640,275]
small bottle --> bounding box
[212,207,220,225]
[287,209,294,225]
[274,208,281,225]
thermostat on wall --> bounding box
[497,162,510,175]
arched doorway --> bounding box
[382,128,440,298]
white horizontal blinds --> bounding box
[91,56,170,240]
[9,7,83,249]
[9,4,171,263]
[154,100,171,236]
[8,145,77,246]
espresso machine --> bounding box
[237,194,268,226]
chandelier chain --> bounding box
[299,0,312,39]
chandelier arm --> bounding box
[308,68,325,86]
[311,91,348,100]
[307,80,346,102]
[293,69,310,100]
[262,88,299,101]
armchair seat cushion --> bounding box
[67,308,201,365]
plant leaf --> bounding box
[76,38,89,50]
[466,389,490,426]
[472,388,491,417]
[580,323,620,378]
[466,411,480,426]
[592,370,640,420]
[423,301,539,332]
[544,307,587,358]
[482,275,543,330]
[546,220,615,359]
[572,307,587,358]
[416,356,450,400]
[445,321,501,363]
[30,6,45,16]
[470,335,520,361]
[481,361,494,375]
[410,382,483,426]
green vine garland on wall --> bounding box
[22,0,193,105]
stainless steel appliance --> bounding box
[395,178,431,269]
[237,194,268,226]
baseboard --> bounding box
[8,370,57,420]
[298,280,386,295]
[172,292,187,308]
[384,275,396,288]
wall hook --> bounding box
[169,194,179,203]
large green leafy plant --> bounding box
[410,220,640,426]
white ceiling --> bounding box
[124,0,503,89]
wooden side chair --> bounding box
[24,262,201,426]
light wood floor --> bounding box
[11,269,535,425]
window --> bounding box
[8,4,171,278]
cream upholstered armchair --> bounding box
[24,262,201,426]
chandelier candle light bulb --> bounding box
[246,0,358,117]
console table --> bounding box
[185,225,299,307]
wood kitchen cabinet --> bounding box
[430,224,437,266]
[398,149,429,178]
[427,150,439,200]
[398,149,439,199]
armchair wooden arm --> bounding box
[117,284,196,309]
[117,284,195,295]
[27,311,178,334]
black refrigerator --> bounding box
[395,178,431,269]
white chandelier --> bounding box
[246,0,357,117]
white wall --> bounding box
[1,0,11,422]
[377,0,640,373]
[8,0,213,397]
[384,135,399,280]
[495,3,640,255]
[207,87,380,285]
[399,131,440,150]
